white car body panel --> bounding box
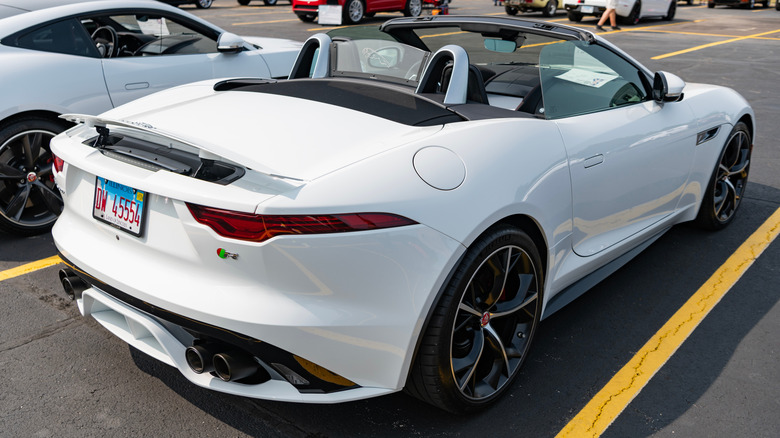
[562,0,673,19]
[49,16,754,405]
[0,48,113,120]
[0,0,300,124]
[562,99,697,256]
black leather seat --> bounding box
[440,63,490,104]
[516,84,544,117]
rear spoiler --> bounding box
[60,114,305,185]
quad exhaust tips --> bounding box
[185,343,259,382]
[59,269,87,300]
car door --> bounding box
[86,13,264,108]
[539,41,696,257]
[6,18,113,115]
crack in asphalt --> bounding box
[560,207,780,437]
[0,317,84,354]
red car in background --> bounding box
[292,0,422,24]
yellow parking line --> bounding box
[556,207,780,438]
[634,29,780,41]
[219,11,291,17]
[231,18,301,26]
[0,255,61,282]
[653,28,780,59]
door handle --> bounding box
[584,154,604,168]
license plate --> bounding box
[582,5,594,12]
[93,177,147,236]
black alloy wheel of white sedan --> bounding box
[0,117,67,235]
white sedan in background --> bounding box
[563,0,676,24]
[0,0,300,235]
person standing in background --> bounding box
[595,0,622,31]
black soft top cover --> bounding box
[215,79,465,127]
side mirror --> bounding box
[367,47,400,68]
[217,32,246,53]
[652,71,685,103]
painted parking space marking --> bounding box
[231,18,301,26]
[653,28,780,59]
[633,28,780,41]
[556,207,780,438]
[0,256,61,283]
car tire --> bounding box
[238,0,251,5]
[542,0,558,16]
[296,13,316,22]
[776,0,780,10]
[694,122,752,231]
[567,10,583,21]
[343,0,364,24]
[623,0,641,25]
[406,226,543,413]
[0,117,69,236]
[505,6,518,15]
[707,2,715,7]
[404,0,423,17]
[263,0,278,5]
[663,0,675,20]
[196,0,213,8]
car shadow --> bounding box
[128,183,780,437]
[0,229,57,263]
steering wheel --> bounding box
[609,82,643,107]
[91,26,118,58]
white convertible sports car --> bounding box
[0,0,300,235]
[51,16,753,413]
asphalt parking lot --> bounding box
[1,1,778,436]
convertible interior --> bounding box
[214,18,650,126]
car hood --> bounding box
[94,81,444,182]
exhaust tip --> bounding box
[185,344,215,374]
[213,351,259,382]
[59,269,86,300]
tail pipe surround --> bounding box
[59,269,87,300]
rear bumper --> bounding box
[69,276,392,402]
[53,196,465,400]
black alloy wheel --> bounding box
[543,0,558,16]
[663,0,675,20]
[406,226,543,413]
[695,122,752,230]
[0,117,68,235]
[623,0,641,24]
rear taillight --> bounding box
[186,203,417,243]
[53,154,65,173]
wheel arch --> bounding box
[0,110,71,131]
[737,113,754,144]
